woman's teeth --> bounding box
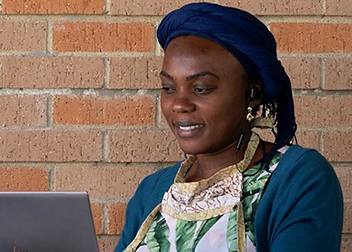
[179,125,203,131]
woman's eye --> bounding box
[194,87,212,94]
[161,85,176,94]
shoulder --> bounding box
[273,145,336,182]
[257,144,343,224]
[255,145,343,251]
[265,145,340,199]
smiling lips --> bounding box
[174,122,204,138]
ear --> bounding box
[248,79,263,108]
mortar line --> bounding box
[0,52,155,57]
[277,53,352,58]
[0,87,163,96]
[0,88,73,95]
[47,95,53,127]
[102,203,109,234]
[0,14,170,24]
[1,51,351,58]
[297,126,352,131]
[318,131,324,154]
[103,57,110,89]
[102,131,109,162]
[292,89,352,96]
[0,13,351,23]
[0,161,176,168]
[260,15,352,23]
[0,57,2,86]
[48,166,55,191]
[320,57,326,90]
[105,0,111,14]
[155,94,161,128]
[46,20,54,55]
[46,52,156,58]
[90,198,130,204]
[0,123,163,131]
[322,0,327,15]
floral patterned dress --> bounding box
[123,134,289,252]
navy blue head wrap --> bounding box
[157,2,296,152]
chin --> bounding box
[177,138,238,156]
[178,142,203,156]
[177,141,217,156]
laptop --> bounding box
[0,191,99,252]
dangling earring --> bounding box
[246,107,254,122]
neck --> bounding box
[185,127,253,182]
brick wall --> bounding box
[0,0,350,251]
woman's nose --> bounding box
[171,94,196,113]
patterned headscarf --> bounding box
[157,2,296,152]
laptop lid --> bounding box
[0,191,99,252]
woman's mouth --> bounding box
[175,123,204,138]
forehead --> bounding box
[165,35,231,60]
[162,35,246,78]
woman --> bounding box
[114,3,343,252]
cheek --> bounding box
[204,97,246,127]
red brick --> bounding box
[2,0,105,14]
[344,201,352,233]
[109,57,163,89]
[335,166,352,199]
[107,203,127,235]
[323,131,352,162]
[220,0,321,15]
[0,130,102,162]
[110,0,211,15]
[53,95,155,126]
[1,57,104,89]
[294,95,352,127]
[0,22,46,52]
[280,57,320,89]
[91,203,103,235]
[54,164,155,200]
[326,0,352,16]
[0,95,46,126]
[53,22,154,52]
[108,130,183,162]
[341,234,352,252]
[324,58,352,90]
[270,23,352,53]
[97,235,119,252]
[295,130,320,150]
[159,110,170,128]
[0,167,48,191]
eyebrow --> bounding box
[160,71,174,80]
[159,71,219,81]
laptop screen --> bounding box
[0,192,99,252]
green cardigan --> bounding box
[114,145,343,252]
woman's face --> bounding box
[160,35,250,155]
